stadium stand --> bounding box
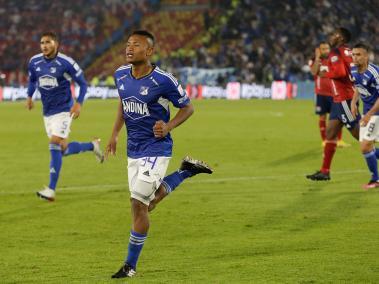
[0,0,155,86]
[1,0,378,86]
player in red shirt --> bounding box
[306,28,360,181]
[309,41,349,148]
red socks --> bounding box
[321,141,337,174]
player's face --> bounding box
[319,43,330,58]
[40,36,58,58]
[329,31,341,47]
[352,48,368,67]
[125,35,154,65]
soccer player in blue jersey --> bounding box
[106,30,213,279]
[351,43,379,189]
[26,32,104,201]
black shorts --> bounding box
[315,94,333,115]
[329,99,360,129]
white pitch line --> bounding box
[0,169,367,196]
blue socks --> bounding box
[126,231,147,269]
[48,141,93,190]
[375,148,379,159]
[364,150,378,181]
[162,170,193,194]
[48,143,62,190]
[63,142,93,156]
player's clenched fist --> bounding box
[153,120,170,138]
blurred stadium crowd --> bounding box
[0,0,378,87]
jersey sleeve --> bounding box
[27,61,37,98]
[325,53,348,79]
[66,59,87,104]
[371,69,379,91]
[162,77,190,108]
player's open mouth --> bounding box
[126,53,133,58]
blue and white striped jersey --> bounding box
[27,52,87,116]
[114,65,190,159]
[351,63,379,115]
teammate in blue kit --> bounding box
[351,43,379,189]
[106,30,213,279]
[26,32,104,201]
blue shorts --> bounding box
[329,100,360,129]
[315,94,333,115]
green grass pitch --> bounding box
[0,99,378,283]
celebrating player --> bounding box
[351,43,379,189]
[27,32,104,201]
[309,41,349,148]
[106,30,212,279]
[306,27,360,181]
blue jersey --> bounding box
[114,65,190,159]
[27,52,87,116]
[351,63,379,115]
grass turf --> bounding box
[0,99,378,283]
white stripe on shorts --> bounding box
[341,100,354,122]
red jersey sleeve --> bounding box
[325,53,347,79]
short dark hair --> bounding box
[319,41,329,46]
[337,27,351,43]
[353,42,370,52]
[127,30,155,46]
[41,31,58,42]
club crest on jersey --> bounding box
[122,96,150,120]
[139,86,149,96]
[50,67,56,73]
[39,75,58,90]
[36,67,41,72]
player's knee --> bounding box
[131,198,148,216]
[50,135,64,145]
[360,141,374,154]
[325,129,338,140]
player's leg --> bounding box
[37,113,71,201]
[336,129,350,147]
[148,156,213,212]
[323,99,359,172]
[315,94,328,147]
[112,197,149,279]
[112,157,167,278]
[323,119,343,172]
[317,94,333,147]
[319,114,327,147]
[306,119,342,181]
[359,116,379,189]
[63,139,104,162]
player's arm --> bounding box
[361,97,379,127]
[351,87,359,119]
[68,61,88,119]
[361,76,379,126]
[310,48,321,76]
[153,103,194,138]
[105,100,124,158]
[26,63,37,110]
[321,55,347,79]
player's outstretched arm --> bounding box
[105,100,124,158]
[153,103,194,138]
